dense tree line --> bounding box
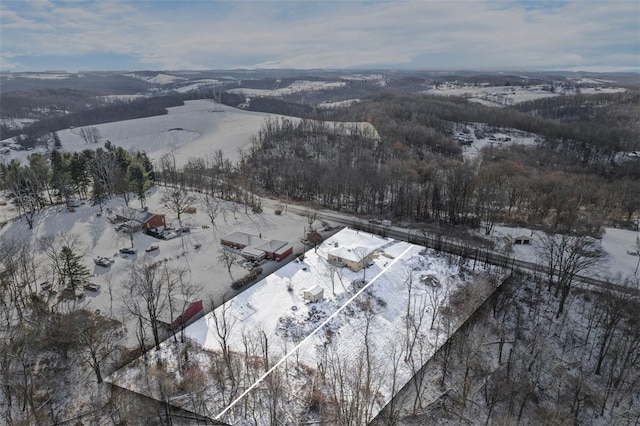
[1,95,186,142]
[0,143,154,228]
[377,271,640,425]
[241,114,639,232]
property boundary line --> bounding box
[214,243,415,420]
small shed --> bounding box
[304,285,324,303]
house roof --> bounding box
[221,231,265,247]
[328,245,372,263]
[305,285,324,297]
[242,246,266,258]
[134,211,155,224]
[254,239,288,253]
[111,206,163,224]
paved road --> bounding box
[272,201,639,297]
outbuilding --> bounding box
[242,246,266,261]
[255,239,293,261]
[514,235,532,245]
[303,285,324,303]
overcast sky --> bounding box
[1,0,639,73]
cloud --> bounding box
[1,0,638,72]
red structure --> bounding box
[171,300,204,329]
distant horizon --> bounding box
[1,1,638,73]
[2,67,639,75]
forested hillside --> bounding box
[243,92,640,233]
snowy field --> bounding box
[108,228,497,423]
[422,84,561,104]
[422,84,627,105]
[174,79,223,93]
[453,122,541,160]
[59,100,275,166]
[490,225,640,280]
[316,99,361,109]
[1,99,378,168]
[226,80,346,97]
[124,72,187,85]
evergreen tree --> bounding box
[59,245,91,292]
[53,131,62,149]
[127,160,151,209]
[90,177,108,213]
[69,152,90,199]
[50,149,71,202]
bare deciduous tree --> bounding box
[200,192,224,231]
[218,249,237,280]
[304,209,318,230]
[123,260,171,350]
[536,233,605,317]
[162,186,195,227]
[79,126,101,144]
[74,310,124,383]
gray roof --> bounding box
[112,206,163,224]
[221,231,265,247]
[254,239,288,253]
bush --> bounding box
[231,267,263,290]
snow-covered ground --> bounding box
[316,99,361,109]
[108,228,496,423]
[489,225,640,279]
[124,72,187,85]
[174,79,223,93]
[226,80,346,97]
[422,83,627,106]
[579,87,627,95]
[97,94,150,102]
[453,122,541,160]
[1,99,378,168]
[0,187,317,347]
[422,84,561,105]
[0,117,38,129]
[2,72,73,80]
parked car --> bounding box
[93,256,113,267]
[119,247,136,255]
[84,283,101,291]
[145,244,159,253]
[163,231,178,240]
